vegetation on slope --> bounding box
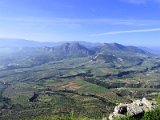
[0,43,160,119]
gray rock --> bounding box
[142,98,156,110]
[134,100,143,106]
[114,104,128,114]
[127,103,144,117]
[108,98,157,120]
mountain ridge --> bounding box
[0,38,101,48]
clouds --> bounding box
[92,28,160,36]
[0,16,157,27]
[4,17,160,26]
[121,0,160,4]
[1,16,160,39]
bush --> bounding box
[142,96,160,120]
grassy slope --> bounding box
[0,55,160,119]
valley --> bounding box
[0,42,160,119]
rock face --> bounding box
[109,98,157,120]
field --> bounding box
[0,44,160,119]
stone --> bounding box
[108,98,157,120]
[134,100,143,106]
[127,103,144,117]
[142,98,156,110]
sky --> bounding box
[0,0,160,46]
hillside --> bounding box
[0,42,160,120]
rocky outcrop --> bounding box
[109,98,157,120]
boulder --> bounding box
[134,99,143,106]
[127,103,144,117]
[109,98,157,120]
[114,104,128,114]
[142,98,156,110]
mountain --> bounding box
[0,39,150,68]
[0,38,149,56]
[41,42,150,68]
[89,43,149,67]
[43,42,148,60]
[0,40,149,61]
[97,43,147,54]
[75,41,102,48]
[44,42,95,58]
[0,38,101,48]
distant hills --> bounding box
[43,42,149,59]
[0,38,100,48]
[44,42,95,58]
[0,38,151,68]
[95,43,147,54]
[0,38,159,56]
[0,38,160,58]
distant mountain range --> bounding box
[0,38,151,67]
[0,38,159,55]
[43,42,150,60]
[0,38,100,48]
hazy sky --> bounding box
[0,0,160,46]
